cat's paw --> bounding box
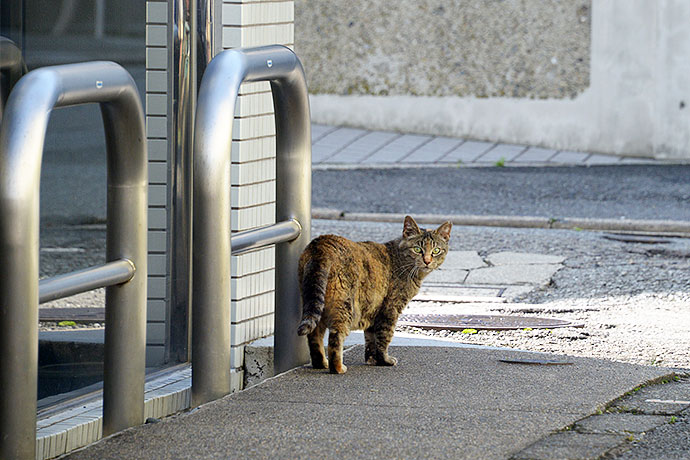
[312,358,329,369]
[329,363,348,374]
[378,355,397,366]
[366,356,377,366]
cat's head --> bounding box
[399,215,452,274]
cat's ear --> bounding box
[435,221,452,242]
[403,215,422,239]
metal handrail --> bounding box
[230,219,302,255]
[39,259,136,304]
[0,62,147,459]
[191,45,312,406]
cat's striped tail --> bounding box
[297,257,330,336]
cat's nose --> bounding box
[423,256,432,265]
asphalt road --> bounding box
[313,165,690,221]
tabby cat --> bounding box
[297,216,452,374]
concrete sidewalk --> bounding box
[311,124,678,168]
[65,339,679,460]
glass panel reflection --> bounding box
[1,0,147,407]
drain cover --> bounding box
[398,313,582,331]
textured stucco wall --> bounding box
[298,0,690,159]
[295,0,591,99]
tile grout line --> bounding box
[311,125,338,144]
[433,138,468,164]
[503,145,529,165]
[358,131,404,163]
[466,142,499,164]
[318,129,372,163]
[397,135,438,163]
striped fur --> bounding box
[297,216,452,374]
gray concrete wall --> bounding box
[296,0,690,160]
[296,0,590,99]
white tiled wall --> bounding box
[145,0,169,366]
[223,0,294,381]
[144,0,294,387]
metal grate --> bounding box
[398,313,583,331]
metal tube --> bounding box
[0,61,147,458]
[231,219,302,255]
[100,65,148,436]
[192,45,311,406]
[270,54,313,375]
[39,259,135,304]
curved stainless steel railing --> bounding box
[0,62,147,459]
[192,45,312,406]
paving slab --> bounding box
[513,147,558,163]
[327,131,399,163]
[363,134,432,163]
[65,347,673,460]
[549,150,589,164]
[311,124,338,143]
[438,140,494,163]
[442,250,487,270]
[401,136,464,163]
[476,144,526,163]
[466,264,562,286]
[424,268,469,284]
[486,251,566,265]
[586,153,622,165]
[312,127,368,163]
[575,413,671,435]
[609,380,690,416]
[512,431,628,460]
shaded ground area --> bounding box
[313,165,690,221]
[65,346,672,460]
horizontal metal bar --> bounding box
[39,259,136,304]
[231,219,302,256]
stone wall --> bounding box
[296,0,590,99]
[296,0,690,159]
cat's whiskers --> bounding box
[392,260,416,279]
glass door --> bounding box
[1,0,147,408]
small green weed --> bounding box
[461,328,478,334]
[670,416,677,424]
[58,320,77,327]
[494,157,506,167]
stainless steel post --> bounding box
[0,61,147,459]
[192,45,311,406]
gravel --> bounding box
[311,219,690,370]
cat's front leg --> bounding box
[364,326,376,364]
[369,310,399,366]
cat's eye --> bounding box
[413,247,423,254]
[432,248,442,255]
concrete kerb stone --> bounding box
[312,208,690,235]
